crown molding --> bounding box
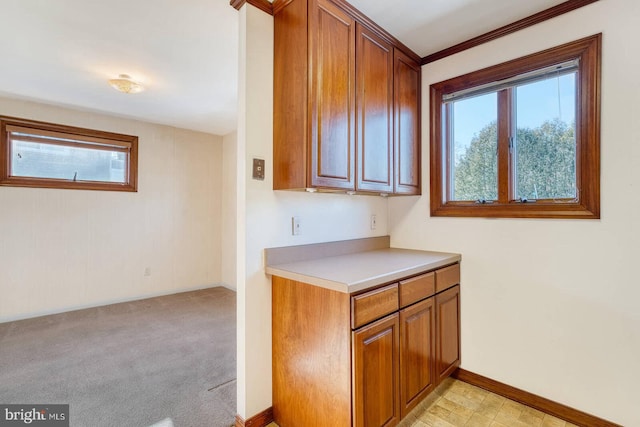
[422,0,599,65]
[230,0,273,15]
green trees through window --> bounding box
[514,119,576,201]
[453,119,576,202]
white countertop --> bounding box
[265,247,461,293]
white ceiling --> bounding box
[0,0,238,135]
[0,0,569,136]
[348,0,568,57]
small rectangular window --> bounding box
[430,34,601,219]
[1,117,138,192]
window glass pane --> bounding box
[450,92,498,201]
[10,139,127,183]
[514,72,577,200]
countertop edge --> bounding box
[266,252,461,294]
[265,267,350,293]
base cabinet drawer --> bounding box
[435,263,460,293]
[352,283,399,329]
[399,271,435,308]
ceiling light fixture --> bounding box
[108,74,144,94]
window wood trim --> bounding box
[430,34,601,219]
[0,116,138,192]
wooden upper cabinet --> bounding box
[273,0,309,190]
[310,0,356,189]
[273,0,421,195]
[356,24,393,193]
[394,49,421,195]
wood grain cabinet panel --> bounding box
[400,298,435,418]
[273,0,421,195]
[352,283,399,329]
[435,284,461,383]
[394,49,421,195]
[435,263,460,293]
[356,23,393,193]
[311,0,356,189]
[272,262,461,427]
[273,0,308,190]
[353,314,400,427]
[399,272,435,308]
[272,276,352,427]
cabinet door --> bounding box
[400,298,435,418]
[309,0,356,190]
[393,49,421,195]
[435,284,461,383]
[353,314,400,427]
[356,24,393,193]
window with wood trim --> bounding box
[0,116,138,192]
[430,34,601,219]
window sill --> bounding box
[430,201,599,219]
[0,176,137,192]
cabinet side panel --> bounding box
[394,49,421,195]
[274,0,308,190]
[272,276,352,427]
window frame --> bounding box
[430,34,601,219]
[0,116,138,192]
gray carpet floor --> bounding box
[0,287,236,427]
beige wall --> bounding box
[235,5,390,418]
[389,1,639,425]
[0,97,224,322]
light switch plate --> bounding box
[252,158,265,180]
[292,216,301,235]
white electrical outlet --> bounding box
[292,216,301,235]
[370,214,377,230]
[144,267,151,277]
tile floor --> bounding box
[266,378,579,427]
[397,378,578,427]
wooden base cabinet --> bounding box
[353,314,400,427]
[399,297,436,418]
[272,277,353,427]
[436,285,461,383]
[272,263,460,427]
